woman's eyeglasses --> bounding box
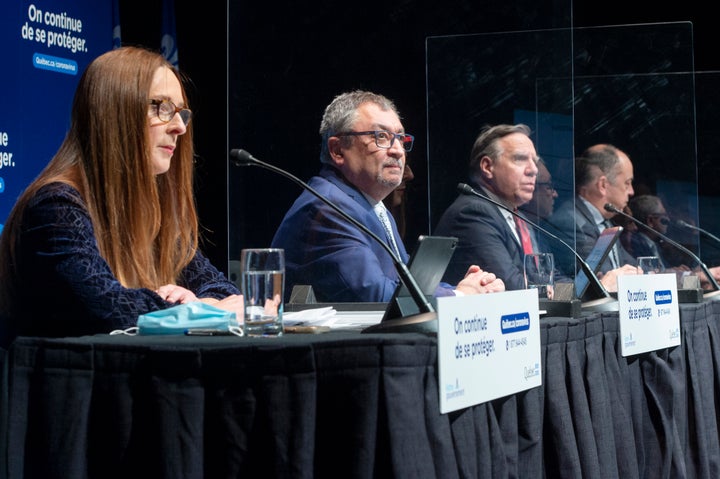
[149,99,192,126]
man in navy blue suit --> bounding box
[271,90,505,303]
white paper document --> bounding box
[283,307,384,330]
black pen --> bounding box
[184,328,235,336]
[284,325,331,334]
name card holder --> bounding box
[436,289,541,414]
[617,273,681,357]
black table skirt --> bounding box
[2,301,720,478]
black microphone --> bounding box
[604,203,720,291]
[669,218,720,247]
[230,148,438,334]
[457,183,615,309]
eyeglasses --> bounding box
[649,213,670,223]
[536,181,555,191]
[336,130,414,152]
[149,99,192,126]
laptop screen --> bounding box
[575,225,623,299]
[381,235,458,321]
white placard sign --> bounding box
[437,289,541,414]
[617,273,681,357]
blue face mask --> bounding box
[111,302,243,336]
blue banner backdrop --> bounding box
[0,1,113,231]
[161,0,178,68]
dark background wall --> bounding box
[119,1,720,273]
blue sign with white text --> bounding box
[500,312,531,334]
[0,1,113,229]
[654,290,673,304]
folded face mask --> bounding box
[111,302,243,336]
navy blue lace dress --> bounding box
[1,182,239,344]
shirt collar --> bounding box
[362,191,382,209]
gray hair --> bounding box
[628,194,664,223]
[575,144,624,191]
[318,90,399,164]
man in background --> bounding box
[611,204,639,259]
[544,144,638,295]
[519,157,558,254]
[627,194,702,285]
[383,164,414,241]
[627,194,671,261]
[520,158,558,225]
[434,124,541,291]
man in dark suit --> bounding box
[519,157,558,254]
[434,124,541,291]
[626,194,669,261]
[520,158,558,226]
[271,90,505,303]
[544,144,638,294]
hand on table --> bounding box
[455,265,506,295]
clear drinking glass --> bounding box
[240,248,285,336]
[524,253,554,299]
[636,256,663,275]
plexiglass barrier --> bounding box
[426,23,707,292]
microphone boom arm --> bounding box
[676,220,720,246]
[605,203,720,291]
[231,148,435,314]
[457,183,610,299]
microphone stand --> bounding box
[230,148,438,334]
[671,219,720,247]
[458,183,618,313]
[605,203,720,293]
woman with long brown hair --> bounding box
[0,46,241,346]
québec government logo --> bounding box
[445,378,465,400]
[524,362,540,380]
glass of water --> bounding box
[524,252,554,300]
[240,248,285,336]
[637,256,664,275]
